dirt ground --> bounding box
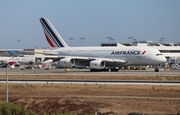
[0,75,180,115]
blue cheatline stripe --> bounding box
[42,25,58,47]
[40,18,64,47]
[40,19,59,47]
[41,18,64,47]
[41,25,58,47]
[40,18,63,47]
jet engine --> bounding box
[59,58,75,67]
[90,60,106,69]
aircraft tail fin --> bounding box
[39,18,68,48]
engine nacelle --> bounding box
[90,60,106,69]
[59,58,75,67]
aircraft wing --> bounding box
[22,50,59,55]
[43,56,90,62]
[46,55,127,67]
[73,57,127,67]
[23,50,127,67]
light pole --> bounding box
[159,37,165,53]
[80,37,85,46]
[106,37,113,46]
[159,37,165,43]
[132,38,138,46]
[111,38,114,42]
[17,40,21,49]
[128,37,133,43]
[6,65,10,103]
[69,38,73,46]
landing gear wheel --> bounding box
[154,68,159,72]
[110,67,119,72]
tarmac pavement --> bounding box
[0,67,179,76]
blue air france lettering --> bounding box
[111,50,146,55]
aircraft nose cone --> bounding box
[160,56,166,63]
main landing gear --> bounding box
[90,67,119,72]
[154,67,159,72]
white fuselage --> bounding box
[45,46,166,66]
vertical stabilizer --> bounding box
[39,18,68,48]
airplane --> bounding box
[0,55,35,68]
[0,55,54,69]
[39,17,166,72]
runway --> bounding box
[0,68,180,76]
[0,79,180,86]
[0,68,179,85]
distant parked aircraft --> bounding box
[0,55,35,67]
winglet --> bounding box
[39,18,68,48]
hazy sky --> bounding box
[1,0,180,48]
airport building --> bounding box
[102,41,180,57]
[0,48,49,57]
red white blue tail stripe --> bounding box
[39,18,68,48]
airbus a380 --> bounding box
[40,18,166,72]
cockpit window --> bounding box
[156,54,162,56]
